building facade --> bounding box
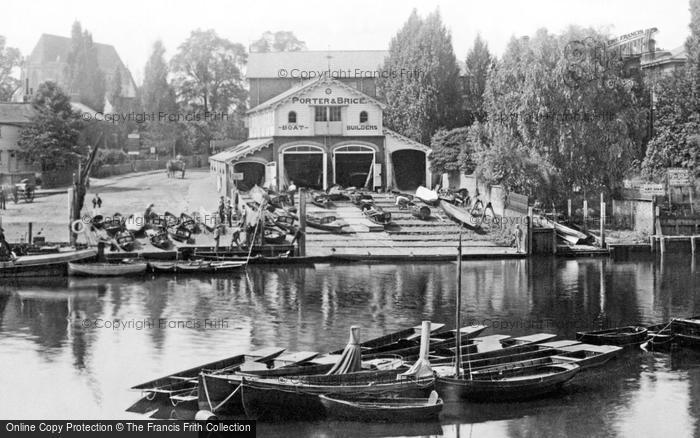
[0,103,37,185]
[210,52,432,196]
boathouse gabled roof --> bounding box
[246,77,386,115]
[209,137,274,163]
[383,128,431,154]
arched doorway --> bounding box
[333,145,375,188]
[391,150,426,191]
[280,145,326,190]
[233,161,265,192]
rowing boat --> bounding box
[361,204,392,225]
[68,261,147,277]
[319,391,443,422]
[576,326,648,346]
[306,215,344,233]
[241,371,434,421]
[149,260,246,273]
[362,325,487,360]
[436,361,580,402]
[439,200,480,230]
[0,248,97,278]
[431,333,558,364]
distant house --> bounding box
[13,33,137,111]
[0,103,37,185]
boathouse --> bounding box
[210,51,432,196]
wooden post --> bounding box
[455,229,463,378]
[692,236,696,255]
[600,202,606,249]
[27,222,32,245]
[583,199,588,232]
[527,206,534,255]
[298,189,306,257]
[68,187,75,246]
[567,199,572,220]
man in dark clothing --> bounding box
[0,227,15,261]
[96,194,102,209]
[218,197,226,225]
[225,199,233,227]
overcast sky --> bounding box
[1,0,692,84]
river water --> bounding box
[1,254,699,437]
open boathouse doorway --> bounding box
[233,161,265,192]
[333,145,375,188]
[391,150,426,191]
[280,145,326,190]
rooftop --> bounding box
[0,103,35,124]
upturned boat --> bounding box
[439,200,481,231]
[319,391,443,422]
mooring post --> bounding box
[298,189,306,257]
[527,206,533,255]
[68,187,75,246]
[27,222,32,245]
[600,195,606,249]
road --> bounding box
[0,169,220,244]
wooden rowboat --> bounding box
[439,200,480,230]
[0,248,97,278]
[241,371,434,421]
[436,362,580,402]
[319,391,443,422]
[576,326,648,346]
[68,261,147,277]
[147,229,171,250]
[361,204,392,225]
[149,260,246,273]
[306,215,344,233]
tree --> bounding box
[171,29,247,114]
[642,0,700,178]
[0,36,21,102]
[65,21,106,112]
[464,34,493,124]
[18,81,83,171]
[474,27,648,203]
[429,127,476,174]
[251,31,306,52]
[378,9,463,145]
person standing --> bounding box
[513,224,524,253]
[225,199,233,227]
[96,194,102,209]
[218,196,226,225]
[287,181,297,206]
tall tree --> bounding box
[18,81,83,171]
[643,0,700,178]
[65,21,106,112]
[429,127,476,175]
[378,9,463,145]
[171,29,247,114]
[141,40,177,114]
[0,36,21,102]
[464,34,492,124]
[251,31,306,52]
[474,27,648,203]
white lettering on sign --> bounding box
[291,97,367,105]
[667,168,692,186]
[346,125,378,131]
[640,183,665,196]
[279,124,308,131]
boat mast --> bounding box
[455,227,463,378]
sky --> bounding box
[0,0,693,84]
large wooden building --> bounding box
[210,51,432,196]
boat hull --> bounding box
[68,262,147,277]
[0,249,97,278]
[319,395,443,422]
[436,363,579,402]
[576,327,648,346]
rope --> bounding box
[642,318,677,349]
[200,372,241,413]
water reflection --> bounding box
[0,256,699,435]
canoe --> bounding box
[576,326,648,346]
[436,362,580,402]
[440,200,480,231]
[0,248,97,278]
[68,261,147,277]
[131,347,286,396]
[148,260,246,273]
[306,215,344,233]
[241,371,435,421]
[319,391,443,422]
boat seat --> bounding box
[428,390,439,405]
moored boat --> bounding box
[319,391,443,422]
[148,260,246,273]
[576,326,648,346]
[436,362,580,402]
[0,248,97,278]
[68,261,147,277]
